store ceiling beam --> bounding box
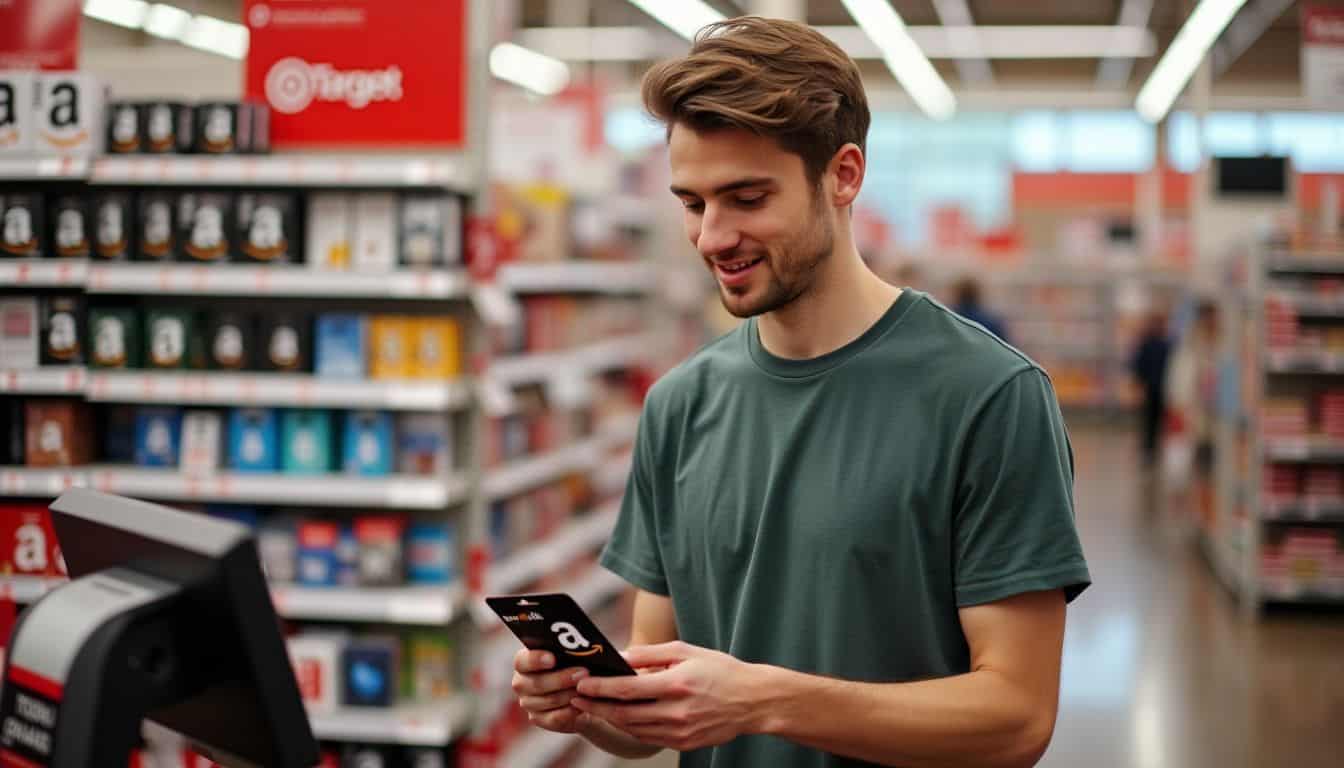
[840,0,955,120]
[1211,0,1295,77]
[518,25,1158,62]
[623,0,725,41]
[1135,0,1250,123]
[1096,0,1155,87]
[748,0,805,22]
[931,0,994,86]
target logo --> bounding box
[248,3,271,28]
[264,57,404,115]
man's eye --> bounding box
[682,200,704,212]
[736,195,766,207]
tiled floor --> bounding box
[611,423,1344,767]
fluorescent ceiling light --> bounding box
[142,3,191,40]
[820,25,1155,60]
[625,0,724,41]
[82,0,149,29]
[932,0,993,84]
[839,0,955,120]
[490,42,571,96]
[181,15,249,60]
[1135,0,1249,122]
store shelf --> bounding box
[490,333,658,388]
[592,452,633,497]
[0,259,87,287]
[87,371,472,411]
[1265,348,1344,374]
[1263,437,1344,463]
[1260,585,1344,605]
[497,261,657,295]
[0,156,91,180]
[92,154,475,190]
[501,729,583,768]
[1269,291,1344,318]
[487,502,620,596]
[0,367,86,395]
[272,583,466,625]
[1263,496,1344,523]
[0,467,87,498]
[307,698,474,746]
[1266,254,1344,275]
[81,467,469,509]
[483,439,603,501]
[86,264,469,299]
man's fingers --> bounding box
[622,641,693,669]
[571,696,668,727]
[528,706,581,734]
[515,649,557,673]
[519,689,578,713]
[513,666,589,696]
[575,669,672,700]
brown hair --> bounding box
[641,16,870,184]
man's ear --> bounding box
[828,143,865,209]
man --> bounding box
[511,17,1089,768]
[950,276,1010,343]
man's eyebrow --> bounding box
[670,177,776,197]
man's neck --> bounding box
[756,241,901,361]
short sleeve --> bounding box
[599,401,669,595]
[953,368,1091,606]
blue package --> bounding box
[342,411,393,476]
[229,408,280,472]
[337,525,359,586]
[206,505,260,529]
[314,314,367,378]
[134,407,182,467]
[405,522,456,584]
[488,502,510,560]
[296,520,340,587]
[341,637,398,707]
[281,409,334,474]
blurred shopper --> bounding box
[511,17,1089,768]
[1165,300,1220,525]
[1130,309,1172,469]
[951,276,1010,343]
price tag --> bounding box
[478,378,517,417]
[15,263,30,284]
[296,380,315,406]
[3,370,16,392]
[388,483,440,509]
[255,269,273,294]
[88,266,107,290]
[157,269,173,292]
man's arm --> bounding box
[573,589,1065,768]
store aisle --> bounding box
[617,423,1344,768]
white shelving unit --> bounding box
[0,367,87,395]
[272,583,467,625]
[0,259,87,287]
[497,261,657,295]
[489,332,659,388]
[86,371,473,411]
[307,698,475,746]
[85,263,470,299]
[0,156,90,180]
[92,154,476,191]
[81,468,470,509]
[486,502,619,596]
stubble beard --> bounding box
[718,195,834,319]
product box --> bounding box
[180,410,223,474]
[105,101,141,154]
[49,195,91,260]
[145,309,194,369]
[257,313,310,373]
[352,194,398,272]
[36,73,105,155]
[204,312,253,371]
[340,746,390,768]
[0,504,62,577]
[141,101,193,154]
[410,318,461,379]
[314,314,367,378]
[397,414,451,475]
[288,633,346,713]
[398,194,461,268]
[0,298,39,369]
[194,102,240,154]
[405,522,456,585]
[2,401,25,465]
[91,191,135,260]
[134,407,182,467]
[401,749,447,768]
[40,295,83,365]
[306,193,352,270]
[136,192,177,261]
[177,192,234,263]
[257,518,297,583]
[99,405,136,464]
[368,316,413,379]
[240,100,271,154]
[404,633,454,701]
[297,520,340,586]
[24,401,91,467]
[342,411,393,476]
[228,408,279,472]
[88,307,139,369]
[337,526,359,586]
[0,73,36,154]
[234,193,298,263]
[1,194,45,259]
[282,409,334,474]
[353,516,404,586]
[342,636,400,708]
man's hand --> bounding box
[571,641,765,752]
[512,649,590,733]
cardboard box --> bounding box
[397,414,452,475]
[40,295,83,365]
[405,522,456,585]
[0,298,39,369]
[91,191,134,260]
[105,101,141,154]
[306,193,352,270]
[0,73,36,154]
[353,516,404,586]
[140,101,193,154]
[36,73,104,155]
[24,401,91,467]
[352,194,398,272]
[282,409,334,474]
[235,193,298,264]
[410,317,461,379]
[296,520,340,586]
[258,314,310,373]
[398,194,461,268]
[342,411,393,476]
[144,309,194,369]
[341,636,400,707]
[88,307,139,369]
[1,193,45,259]
[368,316,413,379]
[136,192,177,261]
[134,407,182,467]
[0,504,62,577]
[288,633,346,713]
[228,408,279,472]
[204,312,253,371]
[177,192,234,263]
[49,195,91,260]
[314,314,367,378]
[194,102,240,154]
[180,410,223,474]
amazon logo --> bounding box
[552,622,603,657]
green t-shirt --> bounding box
[599,289,1090,768]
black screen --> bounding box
[1215,156,1288,197]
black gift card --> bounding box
[485,593,636,677]
[0,194,45,259]
[178,192,234,263]
[235,193,296,263]
[136,192,176,261]
[141,101,193,154]
[49,195,91,259]
[106,101,142,154]
[91,192,135,260]
[195,102,238,154]
[41,295,83,365]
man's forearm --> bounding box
[753,665,1054,768]
[580,717,663,759]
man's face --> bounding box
[669,125,834,319]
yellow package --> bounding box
[368,316,414,379]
